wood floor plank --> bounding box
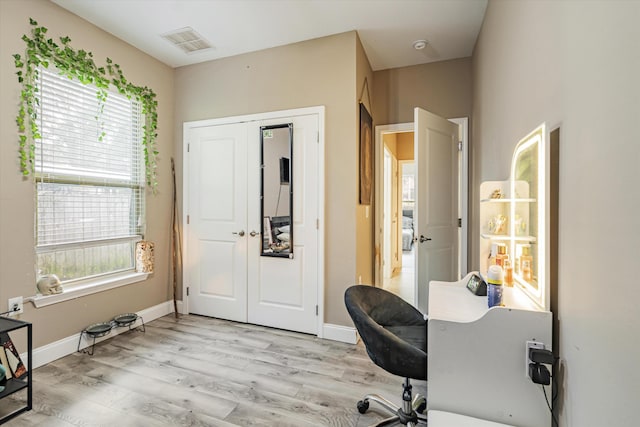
[5,314,427,426]
[104,340,304,399]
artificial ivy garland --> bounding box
[13,18,159,191]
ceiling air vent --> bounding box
[161,27,213,54]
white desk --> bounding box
[427,274,552,427]
[429,410,515,427]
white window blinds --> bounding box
[35,67,145,283]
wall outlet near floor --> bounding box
[525,340,545,378]
[8,296,24,316]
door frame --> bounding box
[374,117,468,289]
[382,147,391,279]
[182,106,326,337]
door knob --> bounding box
[249,230,258,237]
[232,230,245,237]
[419,235,432,243]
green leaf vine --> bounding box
[14,18,159,191]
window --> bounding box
[401,162,415,212]
[35,67,145,285]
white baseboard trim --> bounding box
[29,300,175,369]
[322,323,358,344]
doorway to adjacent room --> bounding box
[375,114,468,312]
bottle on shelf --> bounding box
[487,265,504,308]
[504,259,514,287]
[488,242,498,267]
[520,244,533,282]
[496,243,509,268]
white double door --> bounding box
[185,113,319,335]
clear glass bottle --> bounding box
[496,243,509,268]
[488,242,498,267]
[520,245,533,282]
[504,259,514,287]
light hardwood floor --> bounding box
[383,249,416,304]
[2,314,426,426]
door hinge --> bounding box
[186,287,190,296]
[316,219,319,230]
[187,215,190,224]
[317,132,319,143]
[187,143,190,153]
[458,141,462,151]
[458,218,462,228]
[315,305,318,316]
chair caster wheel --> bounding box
[416,401,426,414]
[357,400,369,414]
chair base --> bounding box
[357,379,427,426]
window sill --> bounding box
[31,271,149,308]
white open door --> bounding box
[187,123,248,322]
[414,108,459,313]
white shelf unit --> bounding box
[479,124,549,311]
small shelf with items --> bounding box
[479,124,549,310]
[0,316,32,424]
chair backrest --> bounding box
[345,285,427,380]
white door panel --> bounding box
[248,114,319,334]
[414,108,459,313]
[198,241,235,296]
[199,141,236,221]
[187,124,248,322]
[258,250,304,307]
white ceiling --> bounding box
[51,0,488,71]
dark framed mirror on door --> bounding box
[260,123,293,258]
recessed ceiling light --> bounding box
[161,27,213,54]
[413,40,428,50]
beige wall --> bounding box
[355,34,375,286]
[383,133,398,157]
[0,0,174,348]
[473,1,640,425]
[175,31,360,327]
[396,132,414,161]
[373,58,472,126]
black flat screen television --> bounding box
[279,157,290,184]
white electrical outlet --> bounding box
[525,340,545,378]
[8,296,24,316]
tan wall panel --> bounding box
[0,0,174,348]
[396,132,414,161]
[373,58,472,126]
[175,32,358,327]
[473,1,639,425]
[383,133,398,157]
[355,33,375,286]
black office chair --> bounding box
[345,285,427,426]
